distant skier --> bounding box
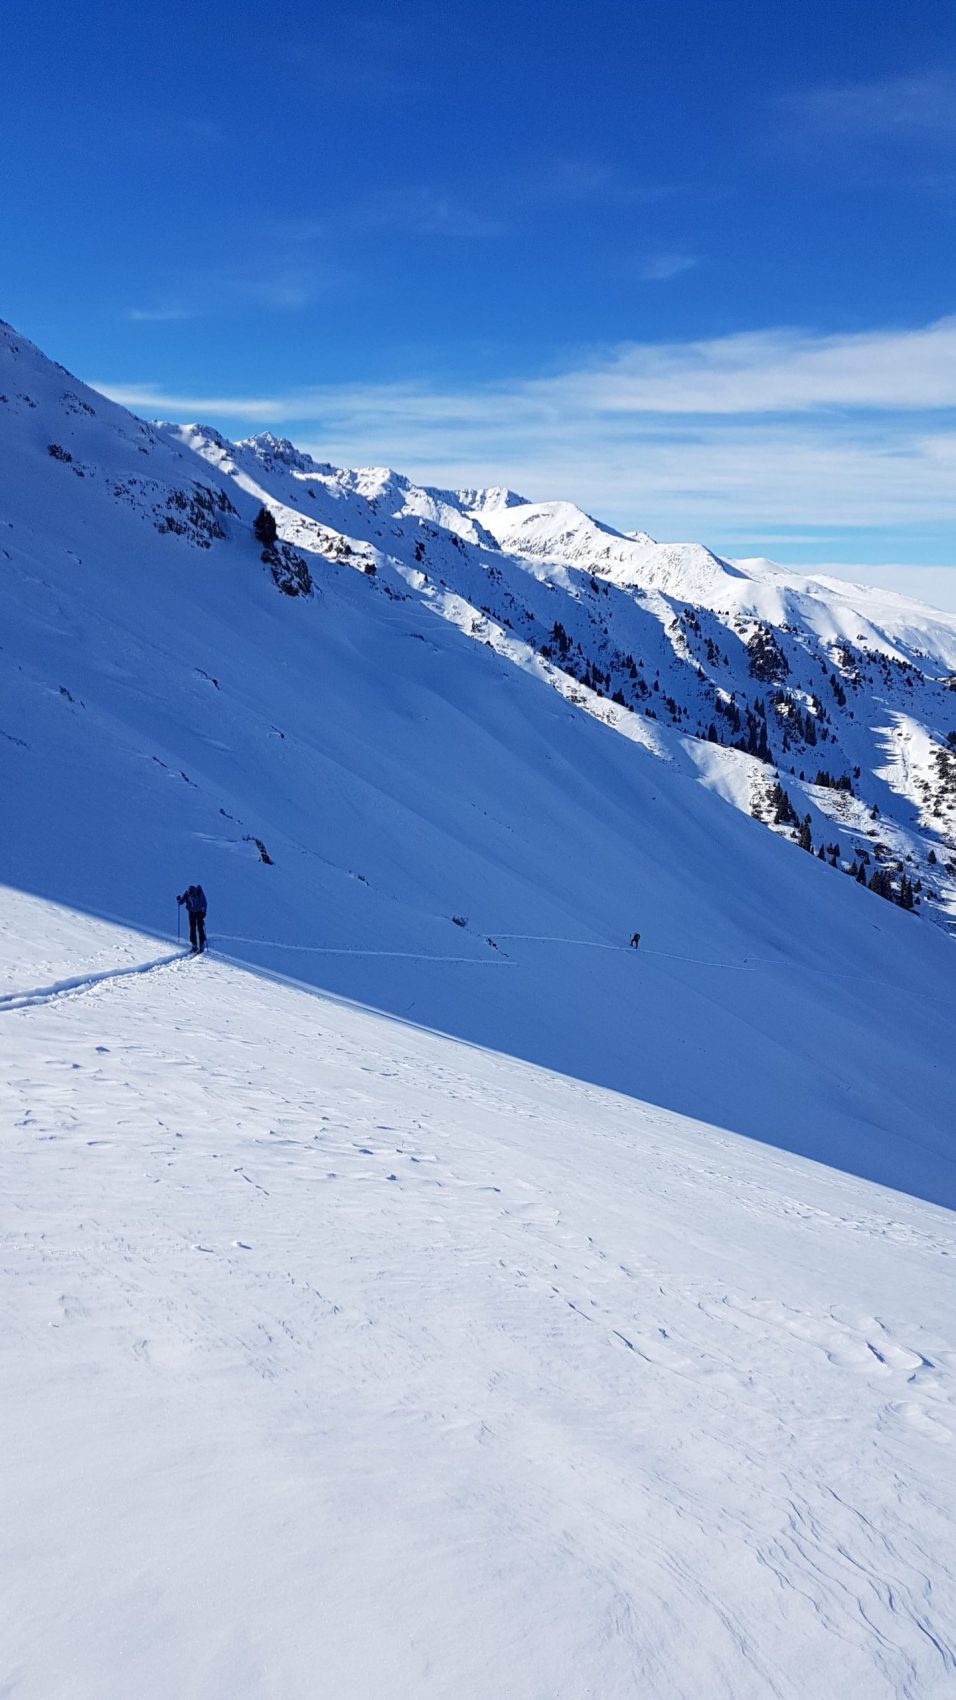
[177,884,208,953]
[629,932,641,949]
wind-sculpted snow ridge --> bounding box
[1,317,955,1210]
[2,893,955,1699]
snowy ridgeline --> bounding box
[1,316,956,1210]
[1,891,955,1700]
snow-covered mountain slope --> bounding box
[1,318,955,1211]
[2,891,955,1700]
[170,425,956,931]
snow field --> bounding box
[1,897,955,1698]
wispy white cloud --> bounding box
[354,186,504,238]
[535,319,956,414]
[633,251,699,282]
[95,318,956,536]
[110,317,956,418]
[100,384,287,419]
[782,70,956,140]
[525,158,677,207]
[237,271,319,309]
[917,431,956,465]
[125,305,199,324]
[124,262,342,325]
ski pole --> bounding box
[177,902,181,945]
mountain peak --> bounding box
[239,433,323,474]
[457,486,530,513]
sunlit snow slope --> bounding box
[2,892,955,1700]
[0,318,954,1206]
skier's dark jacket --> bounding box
[178,885,207,916]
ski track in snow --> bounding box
[212,933,516,965]
[0,949,185,1012]
[2,908,955,1700]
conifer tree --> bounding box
[868,867,893,900]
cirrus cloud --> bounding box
[781,70,956,140]
[95,317,956,543]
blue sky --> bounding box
[4,0,955,598]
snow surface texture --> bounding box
[1,893,955,1699]
[0,318,955,1210]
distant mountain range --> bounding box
[170,409,956,934]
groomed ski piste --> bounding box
[2,887,955,1700]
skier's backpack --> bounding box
[193,885,207,915]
